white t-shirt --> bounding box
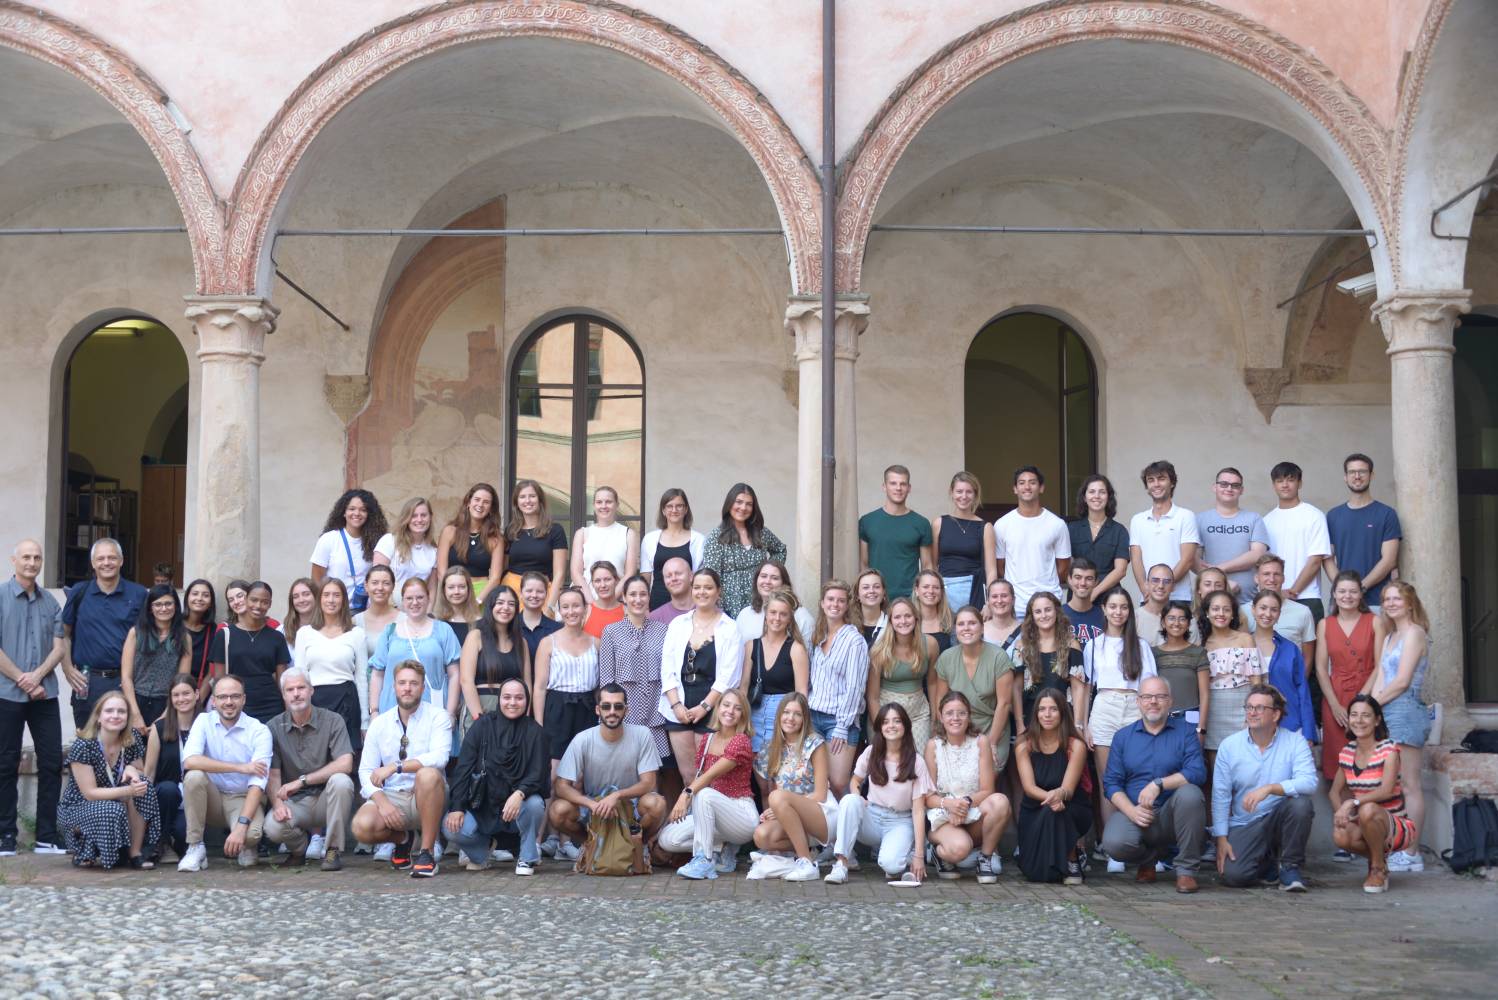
[734,605,816,643]
[1261,502,1332,600]
[373,533,438,590]
[310,529,371,590]
[995,508,1071,611]
[1075,636,1159,691]
[1128,503,1200,600]
[1240,600,1316,645]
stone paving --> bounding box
[0,851,1493,998]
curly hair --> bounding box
[321,489,388,562]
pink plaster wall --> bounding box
[30,0,1433,194]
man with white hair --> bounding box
[263,667,356,871]
[60,538,146,728]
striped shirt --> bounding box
[599,618,669,757]
[545,637,598,693]
[808,624,871,742]
[1338,739,1405,817]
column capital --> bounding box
[184,295,280,365]
[1371,289,1471,357]
[785,294,870,362]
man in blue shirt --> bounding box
[61,538,147,728]
[1101,676,1208,893]
[1211,684,1317,892]
[0,540,67,856]
[1324,453,1401,613]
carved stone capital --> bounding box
[1372,290,1471,358]
[785,294,871,363]
[1243,367,1292,422]
[184,296,279,365]
[324,374,371,425]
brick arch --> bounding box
[348,199,506,484]
[0,2,223,291]
[222,0,822,297]
[836,0,1393,292]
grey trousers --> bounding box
[1219,795,1314,886]
[1101,783,1207,875]
[262,773,356,853]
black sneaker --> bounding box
[1064,858,1085,886]
[0,834,16,857]
[410,848,438,878]
[391,832,416,871]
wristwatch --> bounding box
[236,816,250,826]
[1153,778,1165,793]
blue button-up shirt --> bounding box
[1103,716,1207,805]
[61,578,146,671]
[1210,726,1317,836]
[0,578,63,702]
[1263,634,1316,741]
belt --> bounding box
[86,667,121,678]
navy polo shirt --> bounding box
[61,578,147,671]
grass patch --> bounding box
[960,954,1036,969]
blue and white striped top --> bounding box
[808,623,871,742]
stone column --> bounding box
[785,294,870,599]
[183,296,278,589]
[1373,289,1471,740]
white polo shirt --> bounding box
[1128,503,1200,600]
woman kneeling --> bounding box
[1014,690,1092,884]
[752,693,837,881]
[659,689,758,879]
[925,691,1011,882]
[825,702,931,884]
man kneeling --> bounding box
[1211,684,1316,892]
[548,684,666,855]
[263,668,356,871]
[352,660,451,877]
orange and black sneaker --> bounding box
[410,848,438,878]
[391,833,416,871]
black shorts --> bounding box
[544,689,596,760]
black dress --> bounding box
[57,734,161,867]
[1017,741,1092,883]
[185,622,212,686]
[649,540,693,610]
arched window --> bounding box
[507,315,644,536]
[965,312,1097,519]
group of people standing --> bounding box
[0,454,1428,895]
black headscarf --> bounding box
[448,682,550,836]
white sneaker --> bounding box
[1386,849,1424,872]
[515,860,535,876]
[824,859,849,884]
[374,842,395,862]
[238,847,258,868]
[1106,857,1126,874]
[494,849,515,862]
[458,849,472,867]
[305,834,327,861]
[556,840,580,862]
[176,843,208,872]
[1155,860,1173,873]
[31,841,67,856]
[784,857,820,882]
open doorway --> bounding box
[59,317,188,587]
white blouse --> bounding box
[656,611,743,724]
[1075,636,1158,691]
[294,625,370,719]
[374,533,437,589]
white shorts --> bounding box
[1089,689,1141,748]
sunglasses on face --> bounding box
[599,702,626,712]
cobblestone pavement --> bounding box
[1,852,1493,998]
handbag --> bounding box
[340,530,369,612]
[466,721,490,814]
[747,639,766,707]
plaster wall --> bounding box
[30,0,1427,192]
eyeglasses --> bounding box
[1147,577,1173,586]
[1137,693,1169,702]
[1215,481,1244,490]
[1244,704,1277,714]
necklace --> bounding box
[950,514,973,535]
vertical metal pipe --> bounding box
[820,0,837,584]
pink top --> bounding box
[693,732,754,799]
[1206,646,1261,690]
[853,745,935,811]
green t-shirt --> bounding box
[934,643,1017,734]
[858,508,933,597]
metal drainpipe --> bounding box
[820,0,837,584]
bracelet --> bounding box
[670,700,681,708]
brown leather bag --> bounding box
[575,807,652,876]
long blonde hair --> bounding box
[392,496,434,563]
[762,589,805,648]
[762,692,814,785]
[1381,581,1430,632]
[913,568,953,633]
[870,596,930,679]
[434,566,480,625]
[79,691,131,742]
[709,688,754,740]
[811,579,852,647]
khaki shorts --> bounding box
[380,788,422,831]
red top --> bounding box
[694,732,754,799]
[584,604,626,639]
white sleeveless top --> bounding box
[932,736,982,798]
[580,521,631,601]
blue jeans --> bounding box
[155,780,187,851]
[453,795,545,864]
[834,796,914,876]
[941,576,973,614]
[751,693,786,756]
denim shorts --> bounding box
[810,708,840,741]
[1382,692,1430,747]
[751,692,787,756]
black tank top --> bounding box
[449,532,492,578]
[649,541,693,610]
[754,636,797,696]
[937,515,983,576]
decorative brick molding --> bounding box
[0,2,224,291]
[222,0,822,296]
[1387,0,1456,285]
[836,0,1392,292]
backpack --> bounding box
[1459,729,1498,755]
[1442,795,1498,873]
[575,806,651,876]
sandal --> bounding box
[128,853,156,870]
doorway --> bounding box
[965,312,1097,519]
[59,317,188,586]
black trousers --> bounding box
[0,697,63,843]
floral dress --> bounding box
[57,734,161,868]
[701,527,788,619]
